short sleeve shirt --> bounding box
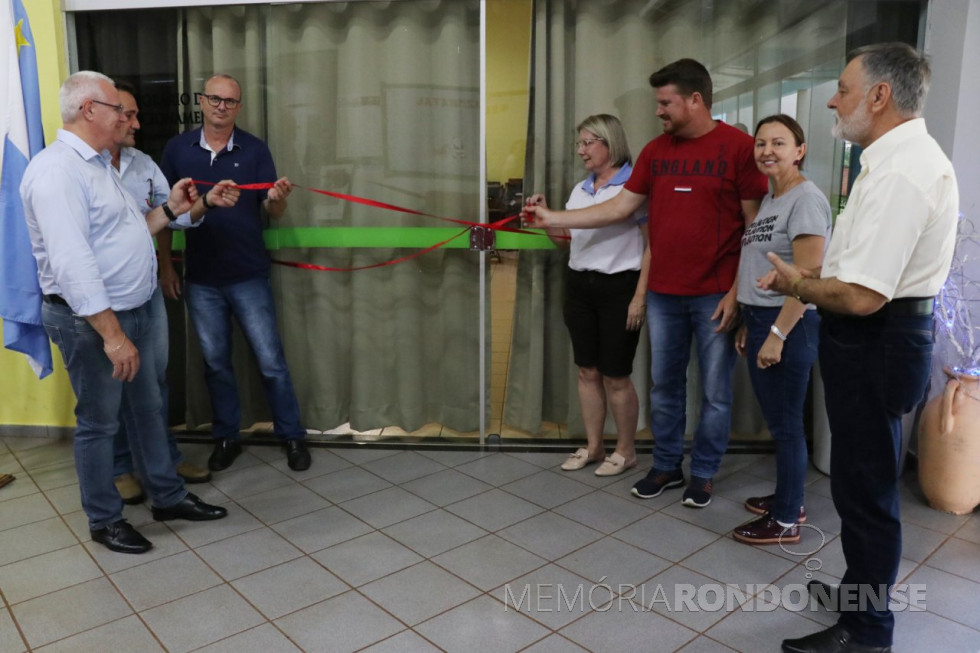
[565,164,646,274]
[737,180,831,306]
[160,127,277,286]
[625,121,768,295]
[821,119,958,300]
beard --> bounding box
[831,101,872,142]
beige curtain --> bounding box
[505,0,850,438]
[177,1,485,433]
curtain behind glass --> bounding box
[506,0,850,437]
[177,1,484,433]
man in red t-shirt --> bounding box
[525,59,768,508]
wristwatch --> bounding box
[161,203,178,223]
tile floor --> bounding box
[1,435,979,652]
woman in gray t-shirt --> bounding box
[732,115,831,546]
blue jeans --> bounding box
[42,299,187,530]
[113,286,183,476]
[820,309,933,647]
[743,305,819,523]
[646,291,737,479]
[185,277,304,441]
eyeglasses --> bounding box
[201,93,241,109]
[574,137,606,148]
[83,99,125,114]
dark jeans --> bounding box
[113,286,183,476]
[820,309,933,647]
[743,305,819,524]
[42,298,187,530]
[185,277,305,442]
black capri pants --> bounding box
[562,268,643,378]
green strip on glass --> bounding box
[168,227,556,251]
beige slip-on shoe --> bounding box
[561,448,601,471]
[594,452,637,477]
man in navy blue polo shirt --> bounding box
[160,73,311,473]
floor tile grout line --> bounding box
[0,448,131,628]
[5,438,980,651]
[311,454,660,635]
[154,494,342,650]
[18,498,172,652]
[916,549,980,585]
[0,580,32,653]
[134,456,315,648]
[353,625,448,653]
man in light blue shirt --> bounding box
[21,71,229,554]
[109,82,239,503]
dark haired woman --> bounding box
[732,114,831,545]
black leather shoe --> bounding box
[782,624,891,653]
[208,439,242,472]
[285,439,311,471]
[152,492,228,521]
[90,519,152,554]
[808,580,840,611]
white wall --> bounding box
[924,0,980,218]
[921,0,980,409]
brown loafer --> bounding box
[114,473,145,505]
[733,514,800,545]
[176,461,212,484]
[744,494,806,523]
[0,473,14,490]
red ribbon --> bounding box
[190,179,560,272]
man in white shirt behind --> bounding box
[107,81,238,503]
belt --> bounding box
[881,297,934,317]
[571,268,641,277]
[819,297,935,320]
[42,294,69,307]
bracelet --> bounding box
[161,202,177,222]
[770,324,788,342]
[201,191,214,211]
[791,276,807,303]
[104,338,126,354]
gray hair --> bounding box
[60,71,115,123]
[576,114,632,167]
[848,42,931,118]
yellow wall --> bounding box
[486,0,532,184]
[28,0,66,137]
[0,0,74,426]
[2,0,533,427]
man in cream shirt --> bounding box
[764,43,958,653]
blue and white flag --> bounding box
[1,0,51,378]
